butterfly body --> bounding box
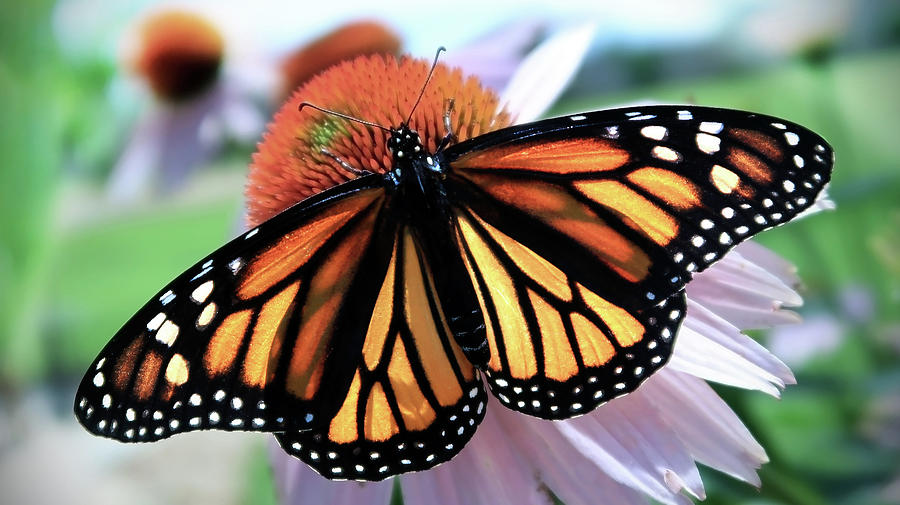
[382,124,491,367]
[76,105,833,481]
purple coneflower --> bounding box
[107,7,266,201]
[247,27,825,505]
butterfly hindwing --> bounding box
[454,209,685,418]
[277,228,487,481]
[445,105,832,310]
[74,176,390,440]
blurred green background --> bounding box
[1,1,899,504]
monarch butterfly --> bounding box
[75,54,833,482]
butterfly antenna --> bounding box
[405,46,446,125]
[298,103,391,133]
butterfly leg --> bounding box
[319,148,372,177]
[436,98,458,153]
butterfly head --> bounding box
[387,124,428,163]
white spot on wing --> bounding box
[699,121,724,134]
[191,265,213,282]
[641,125,667,140]
[191,280,214,303]
[159,290,176,305]
[197,303,217,328]
[710,165,739,193]
[696,133,721,154]
[148,312,166,331]
[156,320,179,346]
[652,145,681,162]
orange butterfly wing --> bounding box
[277,228,486,480]
[75,105,834,480]
[454,209,684,418]
[446,106,832,310]
[441,106,832,417]
[75,179,389,439]
[75,176,486,480]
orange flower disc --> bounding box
[247,54,512,226]
[134,10,224,102]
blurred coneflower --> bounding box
[250,27,830,504]
[132,10,224,102]
[107,7,265,201]
[278,20,402,101]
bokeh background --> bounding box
[2,1,899,504]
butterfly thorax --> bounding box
[385,124,449,221]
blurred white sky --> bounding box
[53,0,850,61]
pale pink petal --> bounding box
[794,189,835,220]
[645,370,768,486]
[687,245,803,330]
[495,403,656,505]
[445,20,545,93]
[155,88,224,193]
[500,23,595,124]
[555,390,707,502]
[108,84,224,201]
[219,91,266,142]
[691,299,795,386]
[401,407,553,505]
[668,303,790,396]
[106,108,165,202]
[732,241,801,289]
[601,392,706,500]
[269,442,393,505]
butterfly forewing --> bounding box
[277,228,487,481]
[445,105,833,310]
[74,177,389,440]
